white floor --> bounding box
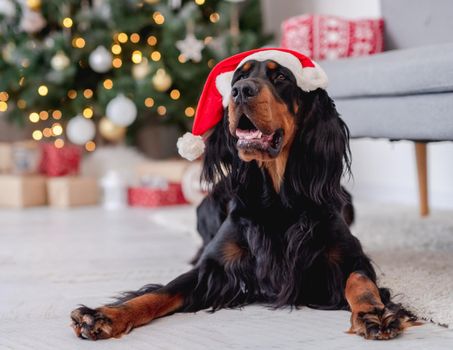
[1,206,453,350]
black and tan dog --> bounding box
[71,48,418,341]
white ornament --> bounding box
[89,46,112,73]
[50,51,70,71]
[177,132,205,161]
[0,0,16,18]
[66,115,96,145]
[176,33,205,63]
[132,58,150,80]
[20,9,46,33]
[106,94,137,127]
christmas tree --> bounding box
[0,0,269,152]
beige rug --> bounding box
[151,201,453,328]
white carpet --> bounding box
[0,204,452,350]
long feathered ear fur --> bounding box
[201,109,237,186]
[284,89,351,207]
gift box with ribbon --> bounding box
[127,176,188,207]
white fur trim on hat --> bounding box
[237,50,328,92]
[216,71,235,107]
[177,132,205,161]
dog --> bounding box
[71,48,418,341]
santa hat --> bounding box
[177,48,328,161]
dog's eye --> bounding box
[274,74,286,82]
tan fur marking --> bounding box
[242,62,252,72]
[98,294,183,337]
[223,241,246,265]
[266,61,278,70]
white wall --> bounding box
[261,0,453,209]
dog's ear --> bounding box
[285,89,351,206]
[201,108,237,185]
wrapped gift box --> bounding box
[47,176,99,208]
[135,159,190,183]
[0,175,47,208]
[11,140,41,175]
[39,143,82,177]
[0,143,12,174]
[128,182,188,207]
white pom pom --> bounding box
[177,132,206,161]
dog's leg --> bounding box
[71,269,201,340]
[345,272,418,340]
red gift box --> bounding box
[281,14,384,61]
[39,143,82,177]
[128,183,188,207]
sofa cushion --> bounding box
[335,92,453,141]
[321,43,453,99]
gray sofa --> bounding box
[322,0,453,216]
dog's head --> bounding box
[228,59,300,163]
[186,49,350,205]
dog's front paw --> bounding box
[349,305,418,340]
[71,306,132,340]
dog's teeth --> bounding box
[257,131,262,138]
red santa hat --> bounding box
[177,48,328,161]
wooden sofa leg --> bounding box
[415,142,429,216]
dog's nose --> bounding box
[231,80,258,104]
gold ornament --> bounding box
[144,0,160,4]
[152,68,172,92]
[27,0,42,11]
[99,117,127,142]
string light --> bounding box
[83,89,93,99]
[132,50,143,64]
[62,17,73,28]
[157,106,166,116]
[178,54,187,63]
[153,11,165,25]
[147,35,157,46]
[54,139,65,148]
[51,123,63,136]
[0,92,9,101]
[72,37,86,48]
[150,51,161,61]
[103,79,113,89]
[130,33,140,43]
[85,141,96,152]
[83,107,93,118]
[68,90,77,99]
[17,99,27,109]
[19,77,25,86]
[0,102,7,112]
[112,58,122,68]
[111,44,122,55]
[38,85,48,96]
[185,107,195,117]
[118,33,128,43]
[43,128,52,137]
[195,0,205,5]
[29,112,40,123]
[144,97,154,107]
[39,111,49,120]
[32,130,43,141]
[52,110,62,119]
[170,89,180,100]
[210,12,220,23]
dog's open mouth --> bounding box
[235,114,284,157]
